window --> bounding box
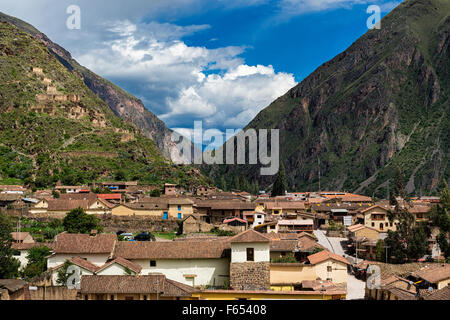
[246,248,254,262]
[327,266,332,272]
[178,213,182,219]
[110,295,114,300]
[385,223,388,227]
[257,215,262,219]
[163,212,168,220]
[371,222,375,227]
[84,295,88,300]
[274,210,279,214]
[150,260,156,267]
[143,295,147,300]
[178,205,181,211]
[270,225,276,230]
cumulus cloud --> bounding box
[75,20,296,133]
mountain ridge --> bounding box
[205,0,449,197]
[0,11,184,162]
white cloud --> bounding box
[75,20,296,132]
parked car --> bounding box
[134,232,155,241]
[120,233,134,241]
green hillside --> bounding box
[205,0,449,197]
[0,20,210,189]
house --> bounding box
[277,219,314,233]
[0,185,26,194]
[361,205,397,232]
[29,197,111,216]
[366,275,418,300]
[96,181,138,193]
[269,249,349,291]
[54,186,87,194]
[11,232,34,244]
[243,211,266,228]
[80,274,197,300]
[111,198,194,220]
[347,224,380,241]
[407,205,431,222]
[181,215,213,234]
[410,264,450,290]
[164,183,177,195]
[223,217,247,232]
[229,229,271,290]
[262,201,306,218]
[0,193,22,208]
[97,193,122,204]
[195,200,256,224]
[0,280,30,300]
[47,233,117,274]
[196,186,217,196]
[306,250,349,285]
[268,234,325,263]
[113,239,231,288]
[423,285,450,300]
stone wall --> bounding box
[100,215,180,233]
[230,262,270,290]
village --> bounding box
[0,181,449,301]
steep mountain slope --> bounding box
[206,0,449,197]
[0,11,182,161]
[0,20,210,188]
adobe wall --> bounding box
[230,262,270,290]
[29,286,78,300]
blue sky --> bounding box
[0,0,401,145]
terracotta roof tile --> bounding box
[229,229,270,243]
[53,233,116,254]
[411,264,450,284]
[114,240,230,260]
[80,275,196,296]
[307,250,349,265]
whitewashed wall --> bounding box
[231,243,270,263]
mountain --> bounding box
[0,11,184,162]
[0,18,210,188]
[205,0,449,197]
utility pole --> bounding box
[384,245,390,264]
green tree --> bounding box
[56,260,74,286]
[232,174,240,191]
[271,162,287,197]
[62,207,102,234]
[219,175,227,192]
[0,212,20,278]
[22,246,51,280]
[375,240,386,262]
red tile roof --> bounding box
[96,257,142,274]
[97,194,122,200]
[307,250,349,265]
[53,233,116,254]
[229,229,271,243]
[114,240,230,260]
[80,275,196,297]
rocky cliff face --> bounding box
[207,0,449,196]
[0,11,182,161]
